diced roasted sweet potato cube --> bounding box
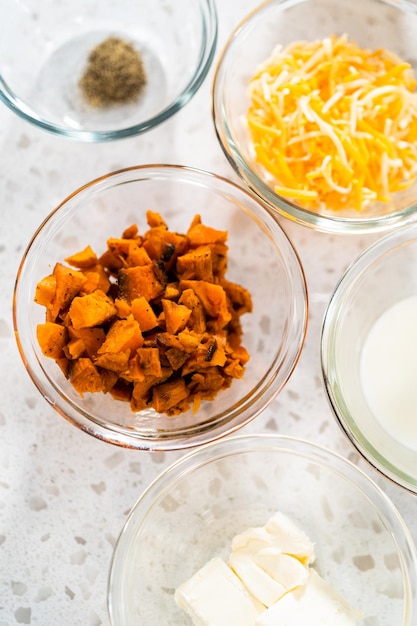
[221,278,253,315]
[121,223,139,239]
[81,264,111,295]
[109,379,133,403]
[125,347,163,382]
[162,299,192,334]
[69,358,105,395]
[180,280,231,329]
[165,347,188,370]
[131,296,158,332]
[34,274,56,309]
[94,349,131,373]
[126,243,152,267]
[64,245,98,269]
[146,210,167,228]
[152,378,189,413]
[114,298,132,319]
[187,222,228,245]
[176,245,213,281]
[100,368,119,392]
[97,317,143,354]
[37,322,68,359]
[210,243,228,278]
[118,265,164,302]
[68,327,106,358]
[69,289,117,329]
[178,288,206,333]
[64,337,86,360]
[52,263,88,319]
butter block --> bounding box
[174,557,264,626]
[255,568,360,626]
[254,548,309,591]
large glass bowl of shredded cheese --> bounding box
[108,434,417,625]
[13,165,308,451]
[213,0,417,233]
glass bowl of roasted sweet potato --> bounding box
[13,165,308,450]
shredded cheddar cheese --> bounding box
[247,34,417,211]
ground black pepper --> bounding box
[79,36,147,108]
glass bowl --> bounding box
[212,0,417,234]
[321,222,417,493]
[108,434,417,625]
[13,165,307,451]
[0,0,217,141]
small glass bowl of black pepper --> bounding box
[0,0,217,141]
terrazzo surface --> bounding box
[1,1,417,624]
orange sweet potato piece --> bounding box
[162,299,192,334]
[114,298,132,319]
[118,265,165,302]
[37,322,68,359]
[121,223,139,239]
[81,264,111,295]
[94,349,131,373]
[131,296,158,332]
[165,347,188,370]
[51,263,88,319]
[69,358,105,395]
[152,378,189,413]
[64,338,86,360]
[126,243,152,267]
[97,317,143,354]
[180,280,232,329]
[69,289,117,329]
[68,327,106,358]
[34,274,56,309]
[65,245,98,269]
[187,221,228,245]
[178,288,206,333]
[123,347,163,383]
[221,278,253,315]
[176,245,213,281]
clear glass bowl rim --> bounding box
[321,221,417,493]
[211,0,417,234]
[107,433,417,625]
[13,163,308,451]
[0,0,218,142]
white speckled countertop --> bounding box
[1,1,416,625]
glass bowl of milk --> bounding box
[322,222,417,493]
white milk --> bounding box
[360,295,417,451]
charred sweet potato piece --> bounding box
[37,322,68,359]
[69,289,117,329]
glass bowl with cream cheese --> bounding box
[321,221,417,493]
[212,0,417,234]
[107,434,417,625]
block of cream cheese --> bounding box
[229,551,287,607]
[255,568,360,626]
[254,548,309,591]
[231,512,315,566]
[174,557,264,626]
